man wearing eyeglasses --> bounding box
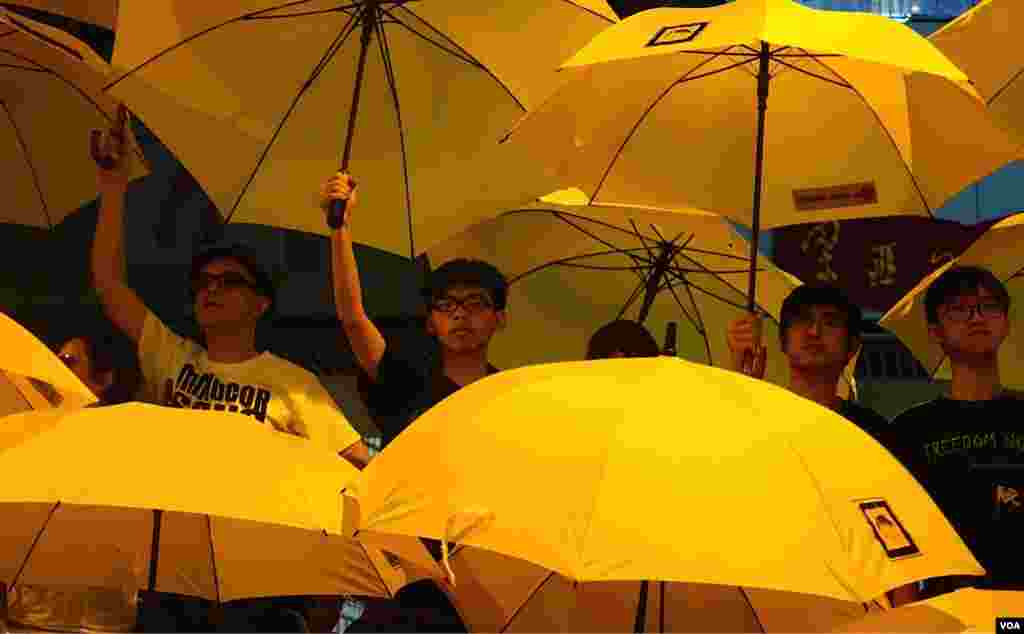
[322,172,507,634]
[883,266,1024,599]
[322,172,507,448]
[88,108,370,471]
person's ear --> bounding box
[495,309,507,331]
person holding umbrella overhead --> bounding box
[89,108,370,469]
[726,285,889,438]
[883,266,1024,599]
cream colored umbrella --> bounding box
[502,0,1020,308]
[879,212,1024,387]
[0,312,96,414]
[0,8,146,229]
[425,193,857,397]
[3,2,118,30]
[350,358,983,606]
[931,0,1024,146]
[104,1,616,257]
[0,403,438,602]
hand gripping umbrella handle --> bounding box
[327,198,348,229]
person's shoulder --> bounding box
[891,397,944,426]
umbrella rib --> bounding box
[554,211,660,259]
[589,50,758,204]
[663,274,706,341]
[769,56,854,90]
[375,13,416,259]
[617,275,650,320]
[355,540,396,598]
[11,502,61,589]
[239,3,362,20]
[4,13,83,60]
[384,5,526,112]
[508,247,656,284]
[0,63,46,72]
[378,6,481,68]
[987,65,1024,107]
[2,100,51,228]
[736,587,767,633]
[222,5,364,223]
[103,0,322,91]
[206,516,221,604]
[500,571,558,633]
[794,48,936,219]
[559,0,617,23]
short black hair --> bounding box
[60,331,141,405]
[421,259,508,310]
[924,265,1009,324]
[586,320,660,359]
[779,285,862,346]
[190,242,276,308]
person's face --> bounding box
[928,286,1009,360]
[58,337,111,397]
[192,257,270,330]
[783,304,856,371]
[426,285,506,355]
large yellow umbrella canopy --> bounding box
[425,195,856,398]
[502,0,1020,306]
[104,1,616,256]
[440,545,886,632]
[931,0,1024,146]
[350,358,982,604]
[0,8,146,229]
[836,587,1024,633]
[3,2,119,30]
[0,403,435,601]
[879,212,1024,388]
[0,312,96,414]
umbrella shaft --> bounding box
[341,1,378,170]
[148,509,163,592]
[746,42,771,312]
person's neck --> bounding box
[789,366,843,410]
[949,357,1002,401]
[442,348,490,387]
[203,327,260,363]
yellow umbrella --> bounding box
[103,1,616,257]
[0,8,146,229]
[0,312,96,414]
[501,0,1020,308]
[930,0,1024,146]
[425,192,857,398]
[0,403,437,602]
[878,212,1024,387]
[836,587,1024,633]
[3,1,119,30]
[349,358,982,605]
[440,544,887,632]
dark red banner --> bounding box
[772,216,1006,312]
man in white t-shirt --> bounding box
[90,107,370,468]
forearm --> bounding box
[330,227,368,323]
[92,183,128,293]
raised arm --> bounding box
[90,104,148,344]
[324,173,387,382]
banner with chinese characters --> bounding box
[772,216,1009,312]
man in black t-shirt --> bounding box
[885,266,1023,599]
[323,172,511,633]
[726,285,890,439]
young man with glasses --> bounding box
[323,172,507,634]
[884,266,1023,598]
[89,109,370,471]
[322,172,507,447]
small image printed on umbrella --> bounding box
[860,500,920,559]
[647,22,709,47]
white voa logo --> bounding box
[999,620,1023,631]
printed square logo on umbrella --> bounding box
[860,500,920,559]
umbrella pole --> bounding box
[148,509,163,593]
[637,246,673,323]
[746,41,771,313]
[633,579,650,633]
[328,1,378,229]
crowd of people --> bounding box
[2,104,1019,632]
